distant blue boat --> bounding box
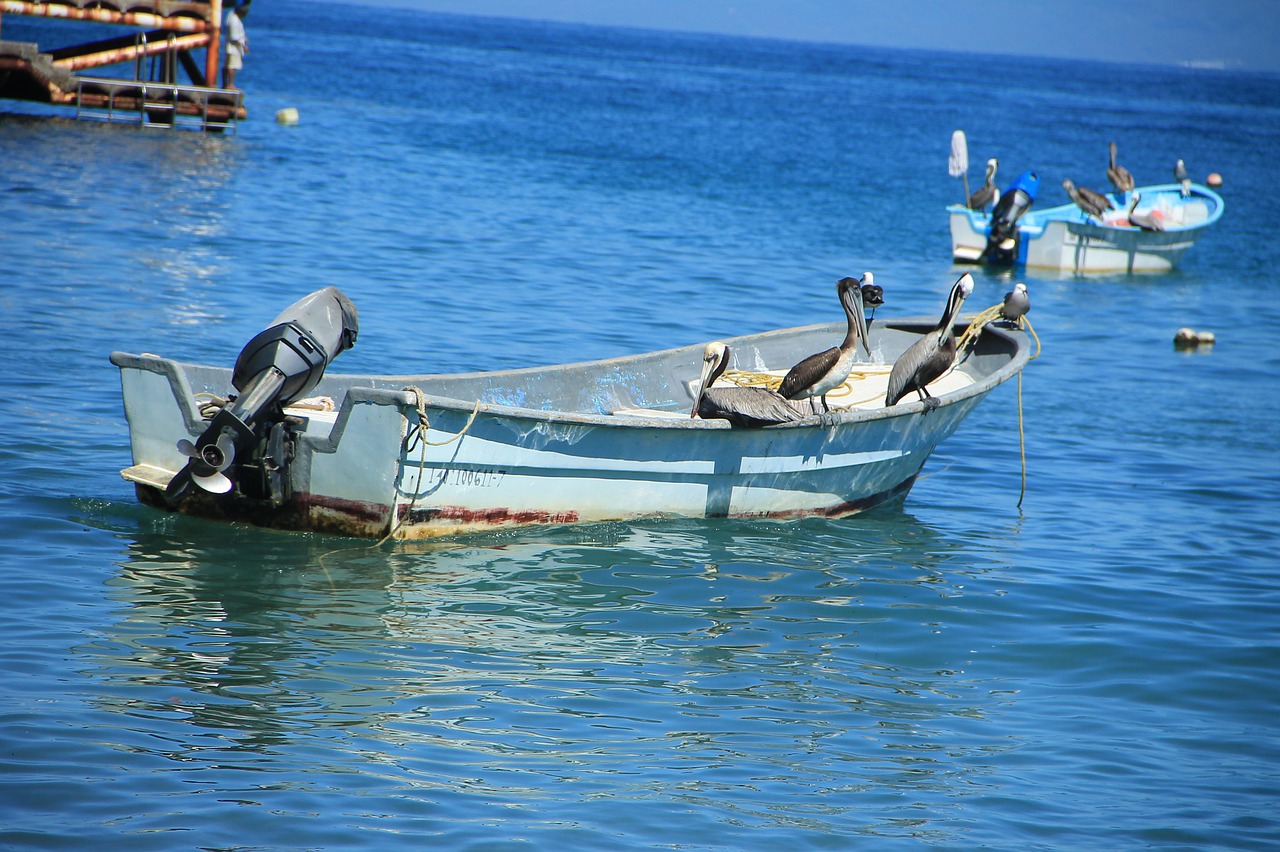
[950,183,1225,274]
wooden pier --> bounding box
[0,0,246,131]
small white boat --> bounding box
[111,288,1031,540]
[949,182,1224,274]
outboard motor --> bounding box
[982,170,1039,265]
[165,286,359,506]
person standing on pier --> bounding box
[222,1,250,89]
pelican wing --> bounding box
[886,333,953,406]
[779,347,840,399]
[697,387,805,428]
[1079,185,1114,213]
[968,184,997,210]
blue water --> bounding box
[4,2,1280,848]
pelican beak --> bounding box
[692,344,724,418]
[848,274,871,356]
[855,288,871,356]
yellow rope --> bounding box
[371,387,484,545]
[1017,370,1027,510]
[1024,315,1042,360]
[1013,314,1039,510]
[719,369,784,390]
[955,303,1004,353]
[955,303,1039,510]
[193,392,227,420]
[718,365,893,409]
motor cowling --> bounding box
[165,287,359,506]
[983,170,1039,264]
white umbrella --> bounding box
[949,130,970,204]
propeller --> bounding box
[176,432,236,494]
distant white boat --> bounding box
[950,182,1225,274]
[111,290,1031,540]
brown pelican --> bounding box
[1001,282,1030,323]
[779,275,871,413]
[1125,192,1164,231]
[886,273,974,410]
[1062,178,1114,220]
[691,342,805,428]
[967,158,1000,211]
[1174,159,1191,197]
[1107,142,1135,194]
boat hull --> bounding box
[112,318,1029,539]
[949,183,1224,274]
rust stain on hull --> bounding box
[391,505,583,539]
[134,484,393,539]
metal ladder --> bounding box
[74,76,242,133]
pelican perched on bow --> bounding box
[691,342,804,428]
[779,275,871,413]
[1125,192,1164,231]
[1174,159,1191,197]
[968,158,1000,212]
[1001,282,1030,324]
[1063,178,1114,220]
[886,273,974,410]
[1108,142,1135,195]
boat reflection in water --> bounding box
[87,513,1022,792]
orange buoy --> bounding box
[1207,172,1223,187]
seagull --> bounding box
[1107,141,1135,195]
[1001,282,1030,324]
[779,275,871,413]
[1063,178,1114,220]
[1174,159,1191,197]
[861,278,884,325]
[886,273,974,410]
[690,342,805,428]
[968,158,1000,212]
[1125,192,1164,231]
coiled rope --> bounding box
[717,364,895,410]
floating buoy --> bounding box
[276,107,299,125]
[1174,327,1216,349]
[1206,172,1223,188]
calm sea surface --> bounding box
[3,2,1280,848]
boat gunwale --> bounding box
[947,182,1225,236]
[114,315,1030,435]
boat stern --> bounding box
[111,351,410,538]
[948,205,989,263]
